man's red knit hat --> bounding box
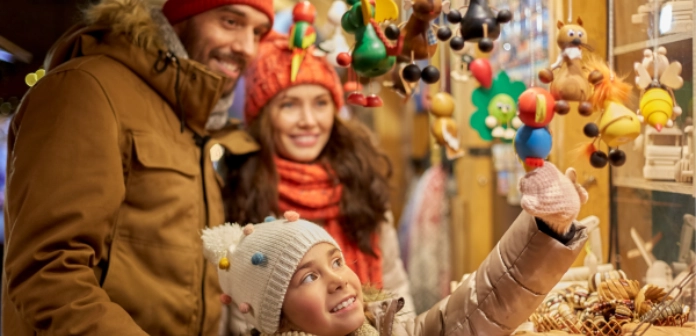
[163,0,274,27]
[244,31,344,124]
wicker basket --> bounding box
[530,312,690,336]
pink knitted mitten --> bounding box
[519,163,589,235]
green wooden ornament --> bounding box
[352,24,393,77]
[470,71,526,142]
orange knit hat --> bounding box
[244,31,344,124]
[163,0,274,27]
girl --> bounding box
[206,162,590,336]
[221,30,412,316]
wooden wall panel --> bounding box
[549,0,610,266]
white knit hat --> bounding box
[201,211,340,334]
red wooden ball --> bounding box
[336,52,352,67]
[293,1,317,23]
[518,87,556,127]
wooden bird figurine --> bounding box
[289,1,318,82]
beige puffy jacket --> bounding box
[367,211,587,336]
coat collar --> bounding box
[43,0,234,136]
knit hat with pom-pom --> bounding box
[201,212,340,334]
[243,31,344,124]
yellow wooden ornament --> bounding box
[374,0,399,23]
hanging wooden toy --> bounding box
[430,92,464,159]
[579,57,641,168]
[470,71,526,141]
[382,63,418,100]
[538,18,594,116]
[438,0,512,53]
[450,42,475,82]
[339,0,404,108]
[386,0,451,86]
[634,46,684,131]
[288,2,318,83]
[513,87,556,171]
[435,1,511,88]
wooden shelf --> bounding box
[613,176,695,196]
[614,32,693,55]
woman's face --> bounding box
[267,85,335,163]
[281,243,365,336]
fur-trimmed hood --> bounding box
[44,0,233,133]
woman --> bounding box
[220,32,414,333]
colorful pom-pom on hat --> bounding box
[284,210,300,222]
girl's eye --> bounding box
[316,99,330,107]
[301,273,318,284]
[333,258,344,268]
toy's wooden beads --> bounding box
[243,224,255,236]
[218,257,230,270]
[251,252,268,266]
[284,210,300,222]
[430,92,455,117]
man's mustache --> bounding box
[210,51,249,73]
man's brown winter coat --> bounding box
[2,1,257,335]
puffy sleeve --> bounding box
[393,211,587,336]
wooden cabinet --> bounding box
[609,0,696,292]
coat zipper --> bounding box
[195,134,211,336]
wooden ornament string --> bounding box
[567,0,573,23]
[529,1,537,87]
[652,0,659,80]
[439,9,447,93]
[608,0,615,80]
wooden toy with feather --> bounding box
[338,0,404,108]
[538,18,595,116]
[430,92,464,160]
[288,1,318,84]
[634,47,684,131]
[579,56,641,168]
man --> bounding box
[2,0,272,335]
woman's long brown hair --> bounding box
[221,109,393,256]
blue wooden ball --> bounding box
[514,125,552,161]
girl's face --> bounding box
[268,84,335,163]
[281,243,365,336]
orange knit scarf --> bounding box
[275,157,383,288]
